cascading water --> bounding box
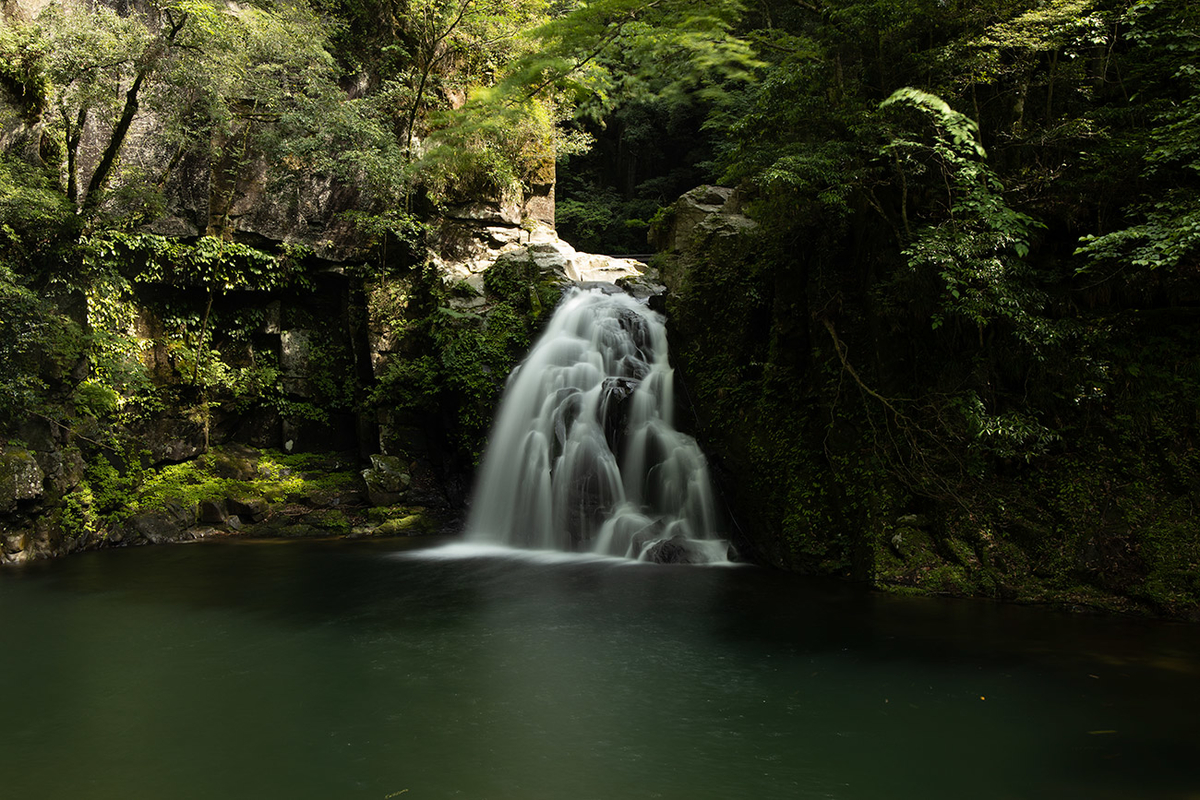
[466,287,729,563]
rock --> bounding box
[640,535,729,564]
[375,513,437,536]
[361,454,412,506]
[526,242,571,275]
[205,444,260,481]
[226,515,243,531]
[3,0,54,22]
[616,268,667,302]
[278,523,323,537]
[138,416,207,465]
[306,509,350,534]
[2,531,29,555]
[198,499,228,524]
[0,448,44,512]
[144,215,200,238]
[568,252,646,284]
[444,191,522,225]
[280,330,313,398]
[15,419,55,452]
[121,503,198,545]
[651,185,756,254]
[226,496,269,523]
[34,448,86,496]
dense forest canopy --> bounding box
[2,0,1199,615]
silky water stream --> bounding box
[466,286,728,562]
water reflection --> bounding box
[1,537,1198,799]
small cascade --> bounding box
[466,287,728,563]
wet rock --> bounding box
[616,268,667,303]
[601,378,638,457]
[641,536,723,565]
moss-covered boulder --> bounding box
[361,454,412,506]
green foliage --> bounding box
[415,93,574,205]
[0,156,79,272]
[556,188,660,254]
[80,233,306,291]
[1074,4,1200,276]
[129,455,296,514]
[508,0,758,114]
[880,87,1053,354]
[72,381,120,418]
[0,19,52,114]
[370,262,557,463]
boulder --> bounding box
[198,499,229,524]
[375,512,437,536]
[205,444,260,481]
[227,496,269,523]
[361,454,412,506]
[444,196,522,226]
[0,448,44,512]
[651,185,756,255]
[2,531,29,556]
[120,503,198,545]
[640,535,730,565]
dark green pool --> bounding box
[2,537,1197,799]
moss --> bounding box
[306,508,351,534]
[483,251,539,306]
[125,445,359,520]
[375,510,437,536]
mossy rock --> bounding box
[306,508,351,535]
[200,444,261,481]
[374,510,438,536]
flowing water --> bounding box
[466,288,727,562]
[2,537,1198,800]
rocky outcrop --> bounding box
[650,185,757,269]
[433,219,656,310]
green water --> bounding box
[1,537,1197,800]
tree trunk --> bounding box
[80,12,188,214]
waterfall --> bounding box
[466,287,729,563]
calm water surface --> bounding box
[1,536,1198,800]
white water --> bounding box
[466,288,728,563]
